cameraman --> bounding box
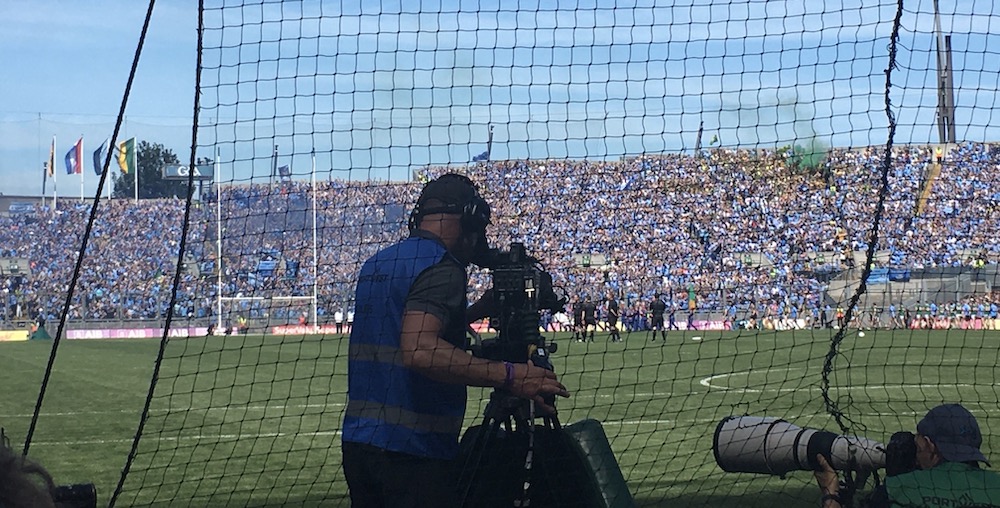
[341,174,570,508]
[815,403,1000,507]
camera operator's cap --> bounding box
[414,173,491,231]
[417,173,479,209]
[917,403,990,465]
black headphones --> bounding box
[408,174,491,233]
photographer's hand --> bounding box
[814,455,842,507]
[508,361,570,415]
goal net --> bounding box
[216,296,318,335]
[12,1,999,507]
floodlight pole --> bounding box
[933,0,956,144]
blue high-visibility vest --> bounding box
[342,235,467,459]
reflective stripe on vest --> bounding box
[345,399,463,436]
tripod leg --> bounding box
[458,416,505,508]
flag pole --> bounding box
[53,135,58,211]
[695,120,704,153]
[311,151,319,329]
[271,144,278,185]
[107,139,112,201]
[80,136,85,202]
[487,124,494,161]
[133,139,138,203]
[38,113,43,208]
[42,143,48,209]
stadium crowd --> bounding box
[0,141,997,329]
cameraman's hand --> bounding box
[509,361,570,416]
[813,454,840,498]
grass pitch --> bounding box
[3,328,1000,507]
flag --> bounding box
[93,138,110,175]
[278,165,291,180]
[472,150,489,162]
[64,138,83,174]
[47,138,55,177]
[117,138,136,174]
[710,134,719,146]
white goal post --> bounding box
[212,152,322,334]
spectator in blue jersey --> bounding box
[341,174,570,508]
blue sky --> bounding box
[2,0,999,196]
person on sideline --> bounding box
[341,174,570,508]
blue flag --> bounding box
[278,165,291,181]
[471,150,489,162]
[93,138,109,175]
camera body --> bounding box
[885,431,918,476]
[52,483,97,508]
[472,242,565,367]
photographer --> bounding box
[341,174,570,508]
[0,431,56,508]
[814,403,1000,507]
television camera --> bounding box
[469,242,566,367]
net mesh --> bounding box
[10,1,1000,507]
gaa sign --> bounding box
[162,164,215,181]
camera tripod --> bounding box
[457,385,559,507]
[457,339,603,508]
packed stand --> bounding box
[0,142,997,327]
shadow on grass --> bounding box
[631,486,822,507]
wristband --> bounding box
[820,494,841,506]
[503,361,514,389]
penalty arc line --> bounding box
[700,370,980,393]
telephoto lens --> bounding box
[714,416,886,476]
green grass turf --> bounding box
[3,328,1000,507]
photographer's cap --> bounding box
[917,403,990,465]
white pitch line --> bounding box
[699,371,980,393]
[603,420,677,425]
[30,430,344,447]
[33,406,1000,447]
[0,402,347,419]
[1,394,689,419]
[31,419,685,446]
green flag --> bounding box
[117,137,136,174]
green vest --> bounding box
[886,462,1000,507]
